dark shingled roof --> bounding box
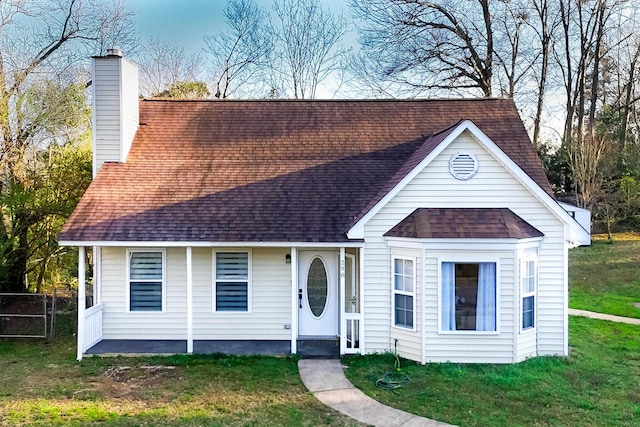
[59,99,552,243]
[384,208,544,239]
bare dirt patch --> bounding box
[83,365,182,400]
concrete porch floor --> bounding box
[85,338,340,358]
[85,339,291,356]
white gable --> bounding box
[360,126,571,359]
[347,120,589,245]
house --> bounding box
[59,50,590,363]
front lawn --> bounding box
[570,232,640,318]
[0,321,360,427]
[344,316,640,426]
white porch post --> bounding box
[291,248,298,354]
[186,246,193,353]
[339,247,346,354]
[93,246,101,305]
[77,246,86,361]
[359,246,365,354]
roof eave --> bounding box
[58,240,364,248]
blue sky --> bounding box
[127,0,350,55]
[127,0,225,53]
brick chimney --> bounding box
[91,49,139,177]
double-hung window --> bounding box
[393,257,415,329]
[128,250,164,312]
[215,251,250,312]
[521,258,536,331]
[441,262,497,332]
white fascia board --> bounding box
[385,236,542,251]
[58,240,364,248]
[347,119,590,243]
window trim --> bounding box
[126,248,166,313]
[437,256,500,335]
[519,254,537,333]
[212,249,252,314]
[391,255,417,331]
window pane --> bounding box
[130,281,162,311]
[394,273,403,290]
[130,252,162,280]
[216,282,248,311]
[454,263,479,330]
[521,260,535,293]
[404,260,414,292]
[523,295,534,329]
[527,260,535,276]
[216,252,248,280]
[394,294,413,328]
[527,276,535,293]
[394,259,403,276]
[452,263,496,331]
[307,258,328,317]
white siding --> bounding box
[93,58,121,176]
[362,131,567,363]
[120,59,139,163]
[92,55,138,176]
[99,247,292,341]
[101,247,187,339]
[193,247,292,340]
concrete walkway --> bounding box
[298,359,455,427]
[569,308,640,325]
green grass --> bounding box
[3,234,640,426]
[569,232,640,318]
[0,316,360,427]
[344,316,640,426]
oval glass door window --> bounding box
[307,258,328,317]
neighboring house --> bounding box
[59,51,590,363]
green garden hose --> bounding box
[375,370,410,390]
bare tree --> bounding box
[0,0,137,292]
[272,0,348,99]
[137,38,205,98]
[566,132,609,208]
[529,0,561,149]
[350,0,500,97]
[204,0,273,99]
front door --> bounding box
[298,251,338,336]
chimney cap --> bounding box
[106,48,123,57]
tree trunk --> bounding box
[532,0,551,149]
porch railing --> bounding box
[342,312,361,354]
[83,303,103,351]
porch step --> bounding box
[297,338,340,358]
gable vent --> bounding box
[449,152,479,180]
